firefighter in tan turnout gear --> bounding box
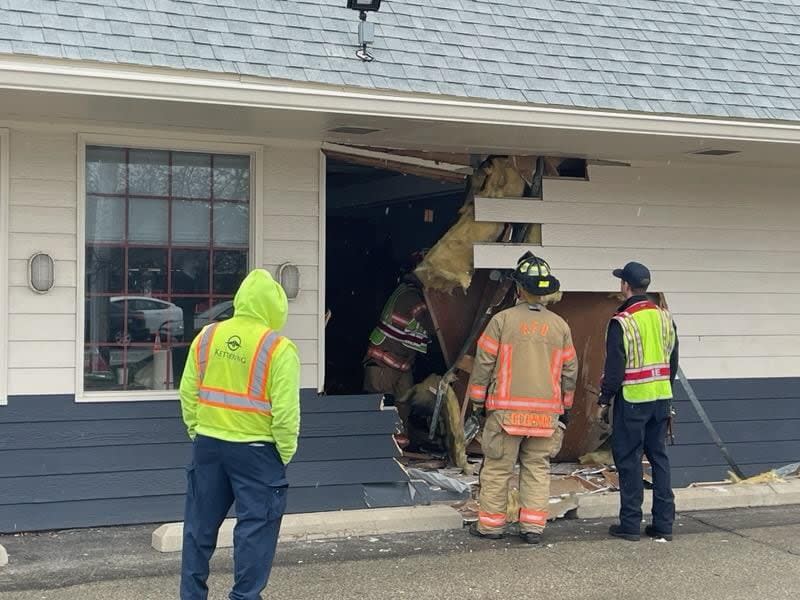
[468,253,578,544]
[363,254,435,424]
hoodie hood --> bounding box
[233,269,288,330]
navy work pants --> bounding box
[180,435,288,600]
[612,398,675,534]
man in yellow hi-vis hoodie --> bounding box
[179,269,300,600]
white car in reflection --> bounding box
[109,296,184,342]
[194,300,234,332]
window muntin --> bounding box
[83,146,250,393]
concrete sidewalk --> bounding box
[1,506,799,599]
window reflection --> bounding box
[83,146,251,393]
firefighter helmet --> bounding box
[511,252,560,295]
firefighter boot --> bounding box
[469,523,505,540]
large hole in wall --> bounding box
[323,159,464,394]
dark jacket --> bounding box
[599,295,679,404]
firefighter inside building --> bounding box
[362,251,436,429]
[467,252,578,544]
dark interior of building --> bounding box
[324,158,465,394]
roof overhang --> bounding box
[2,55,800,166]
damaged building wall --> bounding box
[2,125,411,532]
[473,162,800,485]
[0,392,410,532]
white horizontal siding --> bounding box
[542,224,798,252]
[680,357,800,380]
[263,240,319,266]
[300,365,318,390]
[264,190,320,217]
[264,264,319,292]
[475,163,800,379]
[475,244,800,274]
[552,165,799,209]
[6,129,79,397]
[7,367,75,396]
[9,282,76,314]
[10,205,77,235]
[9,130,76,181]
[3,128,322,397]
[679,336,800,358]
[7,232,76,260]
[9,259,77,287]
[8,341,75,368]
[674,315,800,337]
[553,270,800,294]
[8,314,76,341]
[10,177,77,207]
[262,215,319,241]
[475,197,800,231]
[282,314,320,341]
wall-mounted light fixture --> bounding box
[347,0,382,62]
[28,252,55,294]
[278,263,301,300]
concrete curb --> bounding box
[576,479,800,519]
[152,505,464,553]
[0,544,7,567]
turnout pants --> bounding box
[477,412,555,534]
[181,435,288,600]
[612,398,675,534]
[363,363,414,423]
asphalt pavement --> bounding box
[1,506,799,599]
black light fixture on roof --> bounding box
[346,0,382,62]
[347,0,382,11]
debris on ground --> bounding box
[774,462,800,478]
[687,462,800,488]
[579,448,614,465]
[728,470,784,485]
[445,459,623,525]
[407,469,475,495]
[397,374,470,474]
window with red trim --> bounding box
[83,146,250,393]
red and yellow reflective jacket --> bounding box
[468,302,578,437]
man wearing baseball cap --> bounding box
[598,262,679,542]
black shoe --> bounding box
[519,531,542,545]
[645,525,673,541]
[469,523,505,540]
[608,524,640,541]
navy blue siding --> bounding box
[0,391,411,533]
[669,377,800,486]
[2,378,798,531]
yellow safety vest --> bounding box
[613,301,676,403]
[195,320,285,437]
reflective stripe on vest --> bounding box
[196,322,220,380]
[612,302,675,402]
[196,328,282,416]
[369,284,430,353]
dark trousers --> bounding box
[612,398,675,534]
[180,435,288,600]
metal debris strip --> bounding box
[407,468,475,495]
[775,462,800,478]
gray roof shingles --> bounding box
[0,0,799,122]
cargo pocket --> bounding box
[481,415,505,460]
[549,425,565,459]
[267,485,288,522]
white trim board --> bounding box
[0,128,9,405]
[317,150,326,394]
[76,133,265,403]
[3,56,800,145]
